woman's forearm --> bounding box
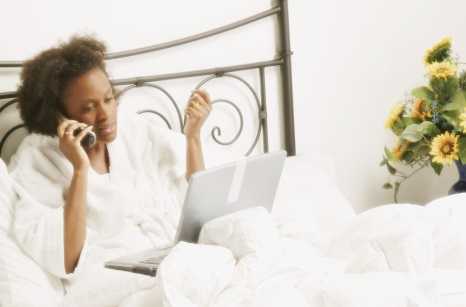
[183,89,211,179]
[186,136,205,180]
[63,169,87,273]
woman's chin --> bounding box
[98,131,117,144]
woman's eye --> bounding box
[105,97,114,103]
[82,106,95,113]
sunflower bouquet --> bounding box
[382,37,466,202]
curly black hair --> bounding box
[17,35,108,136]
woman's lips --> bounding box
[96,123,115,136]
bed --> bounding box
[1,1,466,307]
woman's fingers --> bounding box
[189,93,211,113]
[186,106,202,118]
[195,89,210,104]
[64,123,86,139]
[185,89,212,130]
[188,103,204,115]
[190,92,209,105]
[190,94,204,106]
[57,119,78,137]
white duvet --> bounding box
[149,202,466,307]
[3,123,466,307]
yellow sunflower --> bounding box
[427,61,457,79]
[411,99,432,120]
[391,141,409,161]
[385,103,404,129]
[430,132,459,165]
[460,108,466,133]
[424,37,452,65]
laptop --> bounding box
[104,150,286,276]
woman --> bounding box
[9,35,212,306]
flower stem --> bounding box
[393,160,430,203]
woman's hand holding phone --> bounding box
[57,119,93,172]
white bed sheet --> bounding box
[154,206,443,307]
[433,270,466,307]
[2,152,466,307]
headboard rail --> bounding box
[0,0,295,161]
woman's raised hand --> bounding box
[57,119,93,171]
[184,90,212,139]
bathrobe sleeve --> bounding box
[144,121,189,222]
[148,124,188,189]
[124,117,189,205]
[8,136,88,279]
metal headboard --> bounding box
[0,0,296,159]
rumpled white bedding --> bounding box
[150,202,466,307]
[3,127,466,307]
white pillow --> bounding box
[0,159,64,307]
[272,154,355,251]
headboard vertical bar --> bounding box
[277,0,296,156]
[259,67,269,153]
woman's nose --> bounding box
[96,103,110,122]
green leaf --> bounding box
[442,111,460,128]
[383,183,393,190]
[391,119,406,136]
[384,147,396,161]
[401,117,418,127]
[400,124,423,142]
[387,162,397,175]
[416,145,432,157]
[431,162,443,175]
[459,136,466,164]
[404,138,431,163]
[380,157,387,166]
[454,89,466,106]
[418,121,440,136]
[402,151,414,162]
[441,90,466,112]
[411,87,434,102]
[430,77,459,104]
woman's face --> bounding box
[62,68,117,144]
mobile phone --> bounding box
[59,114,97,148]
[73,127,97,148]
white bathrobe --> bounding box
[8,114,189,306]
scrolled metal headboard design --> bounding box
[0,0,296,159]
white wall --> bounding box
[289,0,466,211]
[2,0,466,212]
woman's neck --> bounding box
[86,142,110,174]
